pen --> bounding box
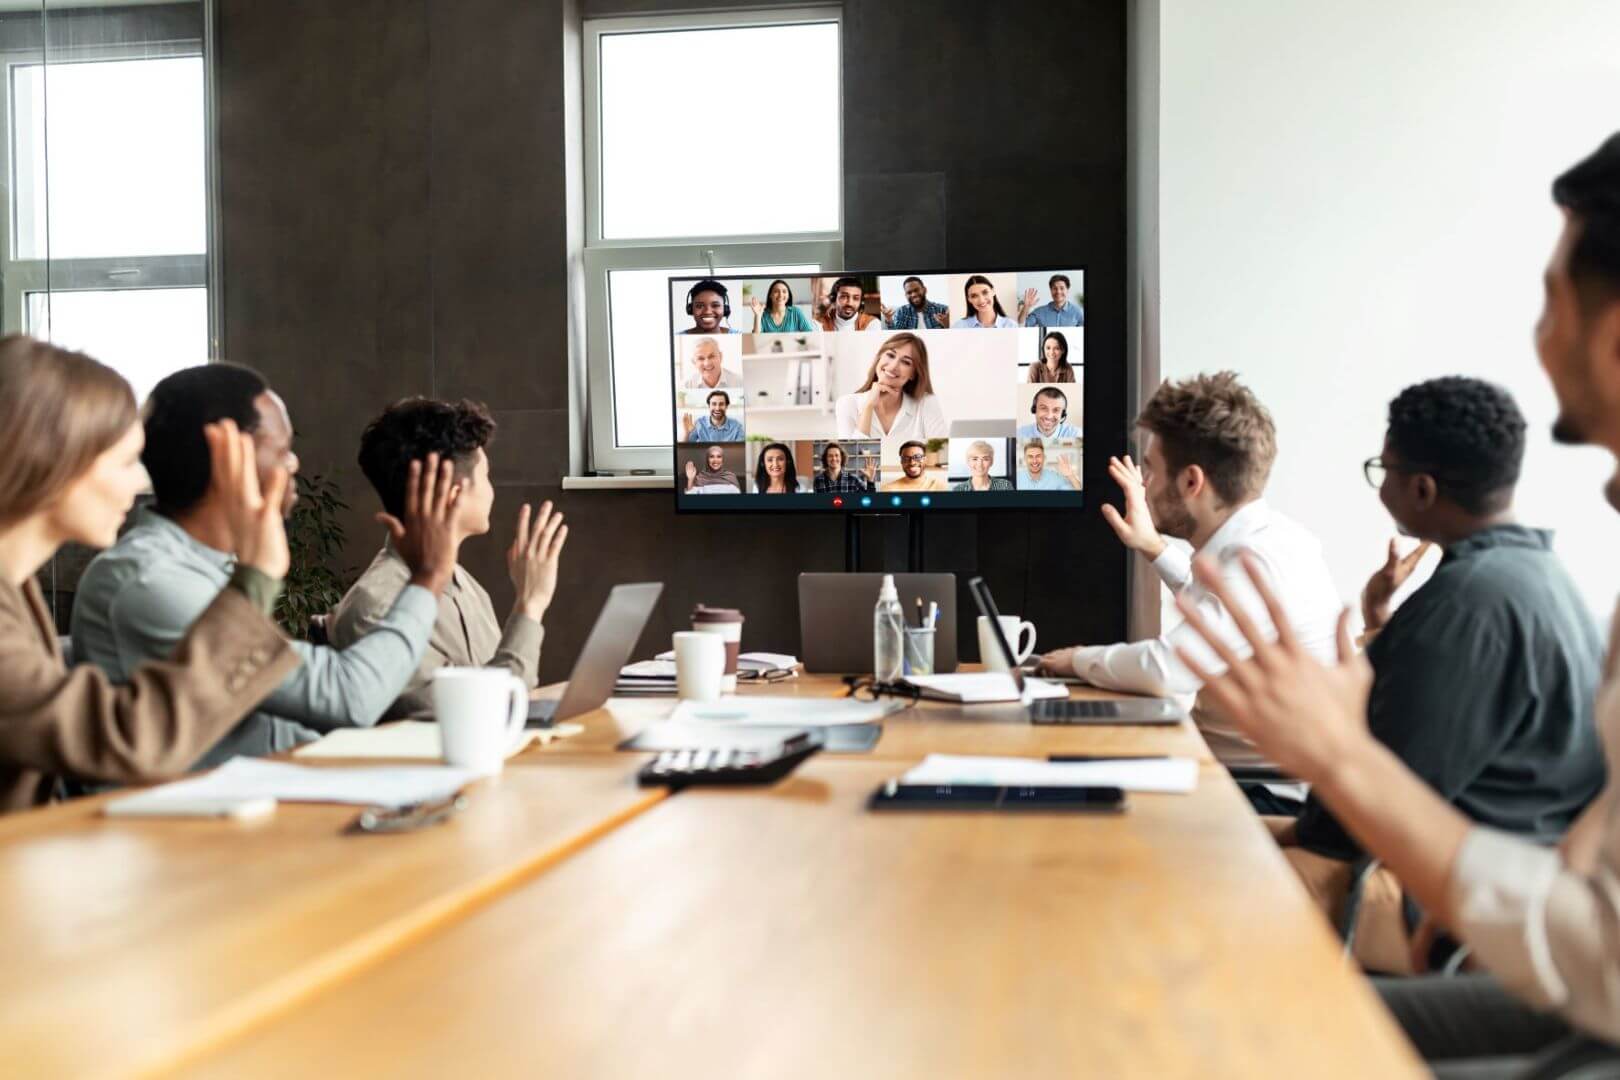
[915,597,923,628]
[927,601,938,629]
[1047,754,1171,763]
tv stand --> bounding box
[844,513,925,573]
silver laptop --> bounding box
[798,573,958,673]
[527,582,663,727]
[969,576,1182,725]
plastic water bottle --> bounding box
[873,574,904,683]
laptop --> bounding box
[798,573,958,673]
[526,582,663,727]
[969,576,1184,725]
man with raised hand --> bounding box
[1172,133,1620,1078]
[1036,372,1339,765]
[73,364,461,768]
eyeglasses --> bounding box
[1362,456,1387,488]
[899,453,925,464]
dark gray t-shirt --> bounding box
[1296,525,1607,860]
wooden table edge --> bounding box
[119,786,668,1080]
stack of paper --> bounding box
[105,757,482,816]
[619,652,802,695]
[902,672,1069,704]
[902,753,1199,794]
[293,721,581,761]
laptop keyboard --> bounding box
[1029,699,1121,722]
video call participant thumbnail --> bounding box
[1021,273,1085,328]
[885,276,950,330]
[953,440,1013,492]
[1028,330,1077,383]
[681,337,742,390]
[683,390,743,442]
[749,279,814,334]
[1017,439,1080,491]
[816,276,883,332]
[954,274,1019,330]
[881,440,948,492]
[835,332,949,440]
[683,444,741,494]
[681,279,745,335]
[1017,386,1080,439]
[814,441,874,493]
[754,442,801,494]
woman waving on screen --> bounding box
[953,275,1019,330]
[749,279,813,334]
[834,332,949,441]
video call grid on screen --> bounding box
[670,266,1087,512]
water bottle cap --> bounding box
[878,574,898,601]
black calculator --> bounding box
[637,731,823,789]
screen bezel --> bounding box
[668,262,1090,515]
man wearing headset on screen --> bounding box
[815,276,884,332]
[1016,387,1081,439]
[681,279,745,335]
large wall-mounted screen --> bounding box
[670,267,1087,512]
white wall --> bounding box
[1159,0,1620,622]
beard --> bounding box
[1552,414,1588,445]
[1149,487,1198,541]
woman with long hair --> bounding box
[754,442,798,494]
[953,274,1019,329]
[1028,331,1077,383]
[833,332,949,440]
[0,335,301,811]
[749,279,813,334]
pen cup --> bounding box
[902,627,935,676]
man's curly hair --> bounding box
[357,397,496,518]
[1386,376,1524,515]
[1137,371,1275,505]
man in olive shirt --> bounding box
[332,398,569,719]
[1268,377,1605,972]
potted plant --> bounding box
[276,473,352,640]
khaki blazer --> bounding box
[0,576,297,813]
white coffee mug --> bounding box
[978,615,1037,672]
[673,631,727,702]
[432,667,528,774]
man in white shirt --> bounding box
[1170,132,1620,1077]
[1036,371,1341,764]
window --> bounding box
[583,9,842,473]
[2,18,210,406]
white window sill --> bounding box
[562,474,673,491]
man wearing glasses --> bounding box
[880,440,947,492]
[1266,376,1604,973]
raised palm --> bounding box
[1099,455,1164,556]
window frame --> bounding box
[0,35,210,357]
[581,7,843,475]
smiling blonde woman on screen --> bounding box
[834,332,949,440]
[0,335,299,812]
[952,440,1013,491]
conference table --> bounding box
[0,671,1422,1079]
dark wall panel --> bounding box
[216,0,1127,680]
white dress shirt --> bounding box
[1070,501,1343,742]
[1448,603,1620,1043]
[834,390,949,440]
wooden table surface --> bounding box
[0,756,662,1080]
[545,675,1215,763]
[0,670,1420,1078]
[183,757,1420,1079]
